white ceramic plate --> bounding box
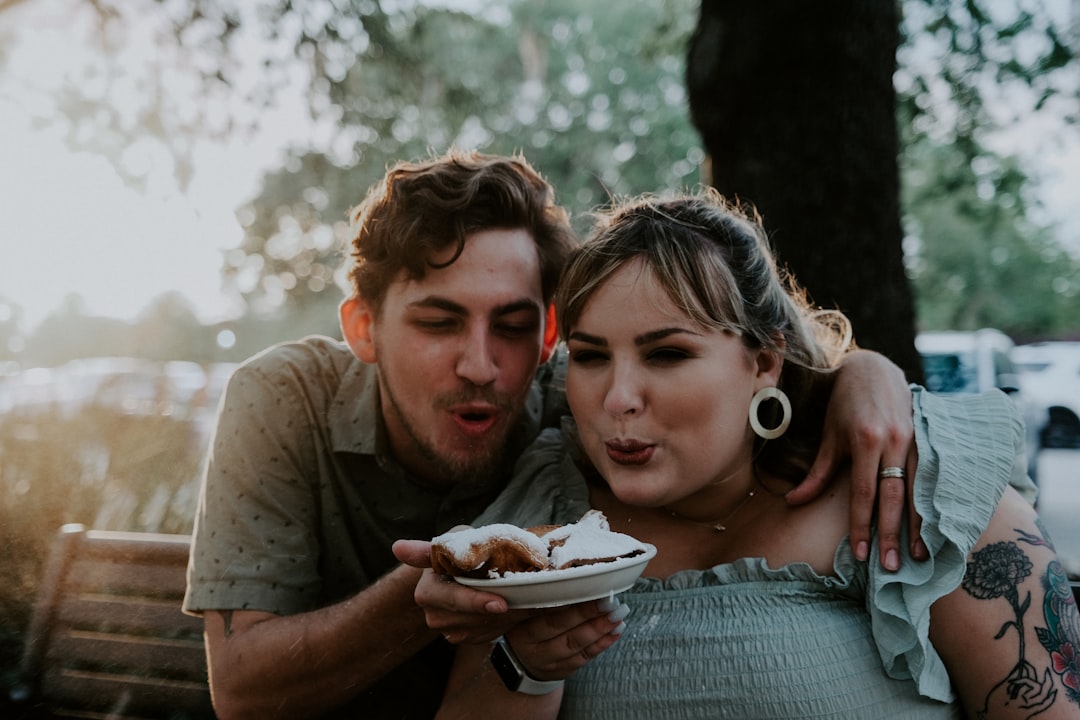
[455,544,657,608]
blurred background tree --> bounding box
[688,1,919,374]
[1,0,1075,371]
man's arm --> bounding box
[786,349,924,571]
[204,564,436,720]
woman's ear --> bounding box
[339,297,377,363]
[540,303,558,364]
[754,338,785,387]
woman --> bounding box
[430,190,1079,718]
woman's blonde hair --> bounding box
[555,188,855,481]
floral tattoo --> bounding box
[962,525,1080,718]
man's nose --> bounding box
[455,329,498,386]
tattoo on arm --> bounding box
[961,525,1080,717]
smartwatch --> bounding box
[490,636,565,695]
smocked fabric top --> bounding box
[474,387,1033,718]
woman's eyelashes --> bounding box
[645,346,693,365]
[567,345,694,367]
[568,347,609,365]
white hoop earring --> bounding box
[749,386,791,440]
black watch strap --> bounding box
[490,636,565,695]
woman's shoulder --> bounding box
[745,471,852,577]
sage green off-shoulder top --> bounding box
[474,387,1034,719]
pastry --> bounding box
[430,510,648,578]
[429,523,550,579]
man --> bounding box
[184,149,918,719]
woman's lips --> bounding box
[605,439,654,466]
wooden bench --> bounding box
[8,523,214,720]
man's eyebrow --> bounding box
[494,299,544,317]
[409,297,467,315]
[409,297,542,317]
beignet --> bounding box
[430,510,647,578]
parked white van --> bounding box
[915,329,1041,481]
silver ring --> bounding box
[878,466,906,480]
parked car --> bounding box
[1013,342,1080,449]
[915,329,1042,480]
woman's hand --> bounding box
[503,597,630,681]
[786,349,924,571]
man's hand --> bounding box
[785,349,925,571]
[393,539,527,644]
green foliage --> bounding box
[895,0,1080,339]
[226,0,703,316]
[903,139,1080,339]
[1,0,1075,339]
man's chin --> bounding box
[440,454,502,486]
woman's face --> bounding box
[565,258,779,513]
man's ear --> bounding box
[339,297,377,363]
[540,304,558,364]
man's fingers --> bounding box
[905,447,927,560]
[876,473,906,572]
[414,570,508,616]
[788,439,839,506]
[845,447,881,563]
[391,539,432,568]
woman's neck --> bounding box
[588,470,848,580]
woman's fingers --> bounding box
[505,597,630,680]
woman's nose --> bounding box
[603,366,644,417]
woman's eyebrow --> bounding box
[635,327,699,346]
[568,327,699,347]
[568,330,606,346]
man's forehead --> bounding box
[387,228,546,312]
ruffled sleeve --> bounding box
[867,387,1029,701]
[473,419,592,528]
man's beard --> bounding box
[382,381,514,486]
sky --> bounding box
[1,0,1078,335]
[1,1,312,332]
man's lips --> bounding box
[605,439,654,466]
[448,404,500,438]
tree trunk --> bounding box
[686,0,923,381]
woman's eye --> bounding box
[647,347,691,363]
[569,349,607,365]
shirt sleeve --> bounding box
[183,359,326,616]
[474,422,592,528]
[866,387,1028,701]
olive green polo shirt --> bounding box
[183,334,565,718]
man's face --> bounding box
[355,228,548,486]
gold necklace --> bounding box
[668,484,759,533]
